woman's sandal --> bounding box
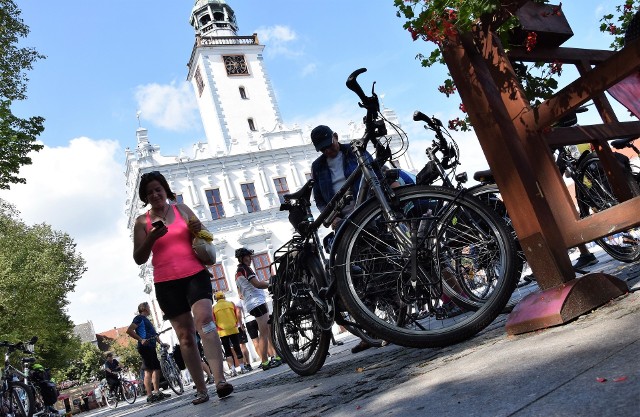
[216,381,234,399]
[192,390,210,405]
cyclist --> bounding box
[126,302,170,403]
[103,353,122,395]
[213,291,248,375]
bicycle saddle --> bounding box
[473,169,494,183]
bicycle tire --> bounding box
[104,387,118,408]
[333,185,518,348]
[9,381,34,417]
[121,381,137,404]
[470,184,540,311]
[161,358,184,395]
[576,153,640,262]
[272,251,331,376]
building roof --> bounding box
[73,321,96,343]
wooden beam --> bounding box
[545,121,640,147]
[507,47,614,64]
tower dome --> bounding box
[190,0,238,37]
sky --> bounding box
[0,0,630,334]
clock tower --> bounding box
[187,0,283,155]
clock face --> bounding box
[223,55,248,75]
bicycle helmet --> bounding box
[235,247,253,259]
[214,291,225,300]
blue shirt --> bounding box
[132,315,157,348]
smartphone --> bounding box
[151,220,164,229]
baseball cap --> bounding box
[310,125,334,151]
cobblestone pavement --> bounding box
[84,248,639,417]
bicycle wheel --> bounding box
[160,358,184,395]
[8,381,34,417]
[104,387,118,408]
[576,154,640,262]
[121,381,137,404]
[471,184,540,311]
[272,249,331,376]
[334,185,518,348]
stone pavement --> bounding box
[90,247,639,417]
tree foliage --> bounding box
[0,0,46,189]
[112,339,143,375]
[0,199,86,370]
[53,342,104,385]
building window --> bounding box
[252,253,272,282]
[194,67,205,96]
[239,86,247,99]
[210,264,228,292]
[205,188,225,220]
[175,193,184,204]
[223,55,249,75]
[273,177,289,204]
[248,118,256,131]
[241,183,261,213]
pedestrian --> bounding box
[125,302,170,403]
[234,248,282,370]
[132,170,232,405]
[213,292,248,375]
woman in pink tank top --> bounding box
[133,171,233,404]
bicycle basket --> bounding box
[172,344,186,370]
[39,381,59,405]
[416,161,440,185]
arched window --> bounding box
[239,86,247,99]
[248,118,256,131]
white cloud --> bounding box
[301,63,317,77]
[256,25,301,57]
[134,81,199,131]
[0,138,145,333]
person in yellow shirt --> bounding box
[212,292,247,375]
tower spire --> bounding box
[190,0,238,37]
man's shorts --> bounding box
[245,320,259,340]
[249,303,269,318]
[155,269,213,319]
[138,346,161,371]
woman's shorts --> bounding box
[138,346,161,371]
[245,320,259,340]
[249,303,269,318]
[155,269,213,320]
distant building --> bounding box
[96,326,131,352]
[73,321,97,346]
[124,0,414,334]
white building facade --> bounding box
[124,0,415,334]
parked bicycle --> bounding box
[269,67,518,370]
[1,340,35,417]
[150,328,184,396]
[103,371,136,409]
[12,337,59,417]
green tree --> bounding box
[112,339,143,374]
[0,0,45,189]
[52,342,103,385]
[0,199,86,370]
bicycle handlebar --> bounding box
[346,68,369,103]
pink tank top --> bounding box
[146,205,204,283]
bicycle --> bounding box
[269,67,518,363]
[103,371,136,409]
[157,340,184,395]
[412,111,539,312]
[0,340,36,417]
[13,337,59,417]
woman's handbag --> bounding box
[192,236,216,266]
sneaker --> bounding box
[206,376,215,384]
[216,381,233,399]
[192,391,209,405]
[573,253,598,269]
[146,394,158,403]
[244,364,253,372]
[351,340,372,354]
[157,392,171,400]
[261,360,274,371]
[442,301,465,318]
[230,369,238,377]
[270,357,283,367]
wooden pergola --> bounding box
[439,0,640,334]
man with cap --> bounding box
[310,125,378,354]
[212,291,247,375]
[310,125,363,229]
